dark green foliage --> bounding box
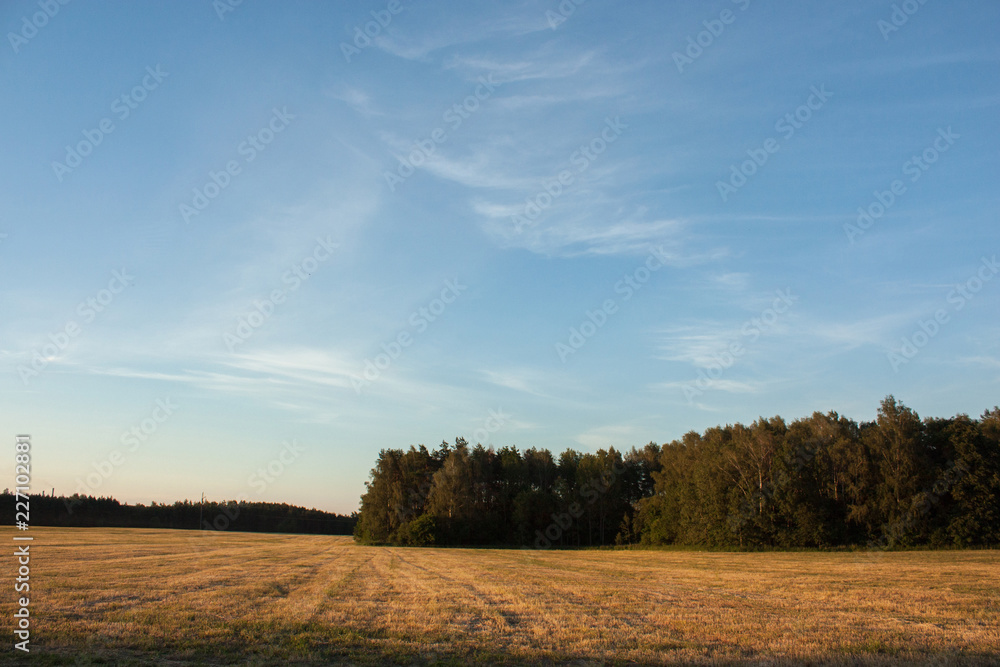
[394,513,437,546]
[356,398,1000,548]
[1,492,356,535]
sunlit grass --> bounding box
[5,527,999,665]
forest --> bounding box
[354,397,1000,549]
[1,492,357,536]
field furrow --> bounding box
[7,528,999,665]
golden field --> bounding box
[3,527,999,665]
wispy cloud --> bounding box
[327,87,384,117]
[224,349,356,389]
[651,378,763,395]
[850,50,1000,76]
[531,219,686,257]
[413,148,537,191]
[574,424,638,450]
[806,311,920,352]
[480,368,551,398]
[445,50,604,84]
[373,14,553,62]
[959,356,1000,370]
[714,273,750,290]
[655,324,747,368]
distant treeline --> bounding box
[354,397,1000,549]
[2,492,357,536]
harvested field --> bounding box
[6,527,999,665]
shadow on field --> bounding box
[24,644,1000,667]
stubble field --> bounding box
[4,527,999,665]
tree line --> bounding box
[354,397,1000,549]
[1,492,357,536]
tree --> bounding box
[353,400,1000,549]
[868,396,929,546]
[426,441,477,542]
[355,449,405,544]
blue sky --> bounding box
[2,0,998,514]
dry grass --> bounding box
[4,527,999,665]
